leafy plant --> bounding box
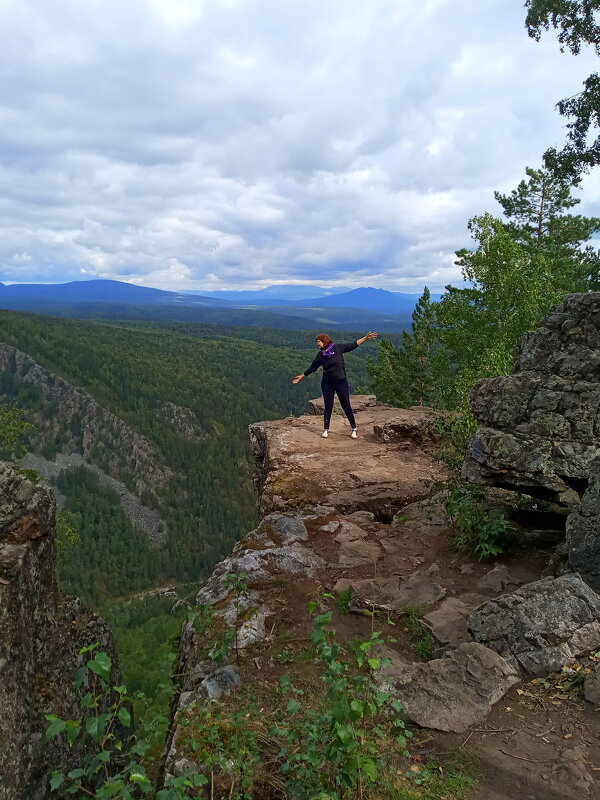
[275,648,294,664]
[402,606,424,636]
[271,602,412,799]
[189,604,235,667]
[429,410,509,560]
[325,587,354,614]
[176,700,261,800]
[444,483,509,560]
[45,643,206,799]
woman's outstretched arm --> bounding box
[292,355,321,383]
[356,331,378,346]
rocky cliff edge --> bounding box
[163,398,600,799]
[0,463,120,800]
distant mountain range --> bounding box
[0,279,230,307]
[188,284,352,302]
[0,280,437,332]
[187,285,439,313]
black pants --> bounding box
[322,378,356,430]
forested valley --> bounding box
[0,311,384,701]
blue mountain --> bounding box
[0,280,229,307]
[300,287,439,314]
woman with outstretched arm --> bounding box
[292,332,378,438]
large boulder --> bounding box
[372,406,445,445]
[464,293,600,506]
[468,574,600,676]
[566,457,600,591]
[387,642,519,733]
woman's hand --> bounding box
[292,374,305,384]
[357,331,378,345]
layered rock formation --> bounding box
[0,343,172,498]
[468,573,600,675]
[0,462,120,800]
[464,293,600,506]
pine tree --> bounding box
[494,166,600,290]
[368,287,437,408]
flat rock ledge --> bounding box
[249,401,446,519]
[386,642,520,733]
[468,574,600,676]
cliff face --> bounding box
[0,343,172,498]
[163,386,600,799]
[464,293,600,505]
[0,463,120,800]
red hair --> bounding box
[315,333,332,347]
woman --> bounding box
[292,331,378,438]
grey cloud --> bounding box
[0,0,598,291]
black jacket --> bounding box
[303,341,359,381]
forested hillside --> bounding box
[0,311,379,600]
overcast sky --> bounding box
[1,0,598,293]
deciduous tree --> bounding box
[525,1,600,176]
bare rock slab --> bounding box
[476,564,522,594]
[333,574,444,611]
[422,595,486,649]
[333,520,369,543]
[468,574,600,676]
[249,406,446,518]
[396,574,445,607]
[373,406,444,445]
[390,642,519,732]
[337,538,381,567]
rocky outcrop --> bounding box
[156,401,207,440]
[165,390,600,794]
[464,293,600,506]
[0,343,172,499]
[163,401,532,778]
[0,462,120,800]
[249,401,446,519]
[565,456,600,591]
[468,574,600,676]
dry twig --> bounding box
[498,748,550,764]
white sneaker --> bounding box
[351,429,357,439]
[322,430,328,438]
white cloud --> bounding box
[0,0,598,291]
